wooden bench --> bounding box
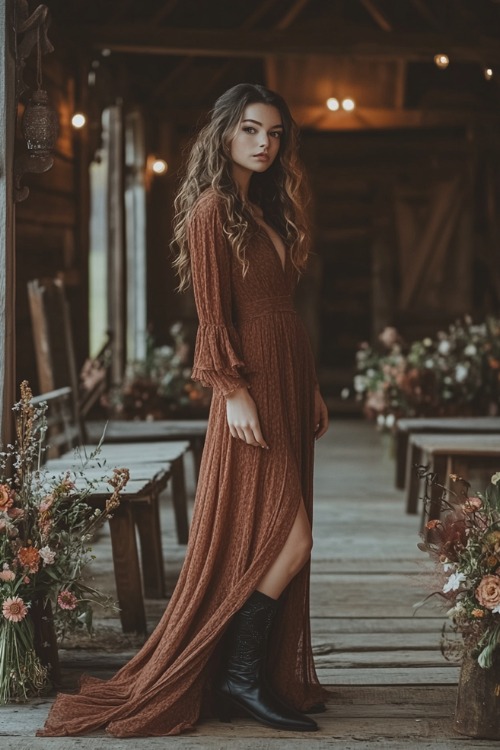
[27,277,209,482]
[405,433,500,526]
[394,416,500,490]
[33,387,190,634]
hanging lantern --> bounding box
[22,89,59,156]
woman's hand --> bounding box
[314,386,329,440]
[226,386,269,449]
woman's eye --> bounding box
[243,126,256,134]
[270,131,282,139]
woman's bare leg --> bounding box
[256,500,312,600]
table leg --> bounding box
[395,429,409,490]
[133,493,166,599]
[108,505,147,634]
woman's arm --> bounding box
[188,194,268,448]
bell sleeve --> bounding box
[188,194,249,397]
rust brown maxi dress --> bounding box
[39,189,329,738]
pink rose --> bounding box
[476,575,500,610]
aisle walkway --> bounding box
[0,420,496,748]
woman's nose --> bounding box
[259,133,270,149]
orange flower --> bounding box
[472,608,485,618]
[487,555,499,568]
[426,519,440,530]
[0,484,14,511]
[17,546,40,573]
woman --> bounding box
[38,83,329,738]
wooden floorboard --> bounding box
[1,419,490,748]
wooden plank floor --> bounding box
[0,420,495,748]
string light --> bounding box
[326,97,340,111]
[434,53,449,69]
[484,66,494,80]
[151,158,168,175]
[71,113,86,129]
[341,98,356,112]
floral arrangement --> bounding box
[0,382,129,702]
[353,317,500,429]
[106,322,211,420]
[419,470,500,669]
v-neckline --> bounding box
[256,223,287,275]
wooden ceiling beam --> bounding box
[275,0,313,30]
[152,0,181,25]
[149,0,283,102]
[359,0,393,32]
[409,0,442,31]
[72,26,500,63]
[291,105,478,130]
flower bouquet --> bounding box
[354,316,500,430]
[0,382,129,703]
[106,323,211,420]
[418,469,500,738]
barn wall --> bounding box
[15,51,88,394]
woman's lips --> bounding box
[253,153,270,162]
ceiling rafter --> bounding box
[149,0,283,102]
[72,26,500,64]
[409,0,442,31]
[153,0,181,26]
[275,0,313,30]
[202,0,314,99]
[359,0,393,32]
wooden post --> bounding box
[107,103,126,394]
[0,1,16,446]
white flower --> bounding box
[385,413,396,428]
[39,546,56,565]
[354,376,367,394]
[491,472,500,486]
[492,604,500,614]
[443,562,455,572]
[424,359,434,369]
[443,571,466,593]
[464,344,477,357]
[455,364,468,383]
[423,338,433,347]
[376,414,385,427]
[340,388,350,400]
[438,340,451,355]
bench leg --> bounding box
[406,443,423,515]
[171,455,189,544]
[133,494,166,599]
[395,429,409,490]
[422,454,448,535]
[108,506,147,634]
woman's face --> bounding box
[229,103,283,178]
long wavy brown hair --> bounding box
[171,83,311,291]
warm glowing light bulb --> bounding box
[341,98,356,112]
[152,158,168,175]
[71,113,86,129]
[326,97,340,111]
[434,53,449,69]
[484,67,494,80]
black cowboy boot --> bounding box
[214,590,318,732]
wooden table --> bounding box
[395,417,500,490]
[47,439,191,633]
[85,419,208,480]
